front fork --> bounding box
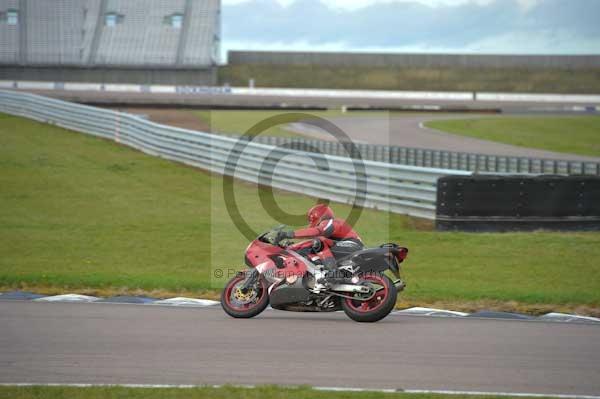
[240,268,259,293]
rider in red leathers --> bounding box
[276,204,364,290]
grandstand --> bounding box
[0,0,220,84]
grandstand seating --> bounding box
[0,0,19,63]
[94,0,185,66]
[180,0,220,66]
[0,0,219,67]
[26,0,93,65]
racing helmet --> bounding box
[307,204,334,227]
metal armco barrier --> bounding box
[0,90,470,220]
[250,136,600,176]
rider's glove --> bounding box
[275,229,295,243]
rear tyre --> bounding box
[221,273,269,319]
[341,273,397,323]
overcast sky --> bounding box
[220,0,600,61]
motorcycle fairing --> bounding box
[269,277,311,308]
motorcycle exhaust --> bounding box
[331,280,405,294]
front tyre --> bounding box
[221,273,269,318]
[341,273,397,323]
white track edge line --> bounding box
[1,383,599,399]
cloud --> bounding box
[223,0,538,11]
[221,0,600,59]
[466,29,600,54]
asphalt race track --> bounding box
[290,115,600,162]
[1,301,599,395]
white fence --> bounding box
[2,80,600,104]
[0,89,470,219]
[231,87,474,101]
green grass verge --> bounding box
[1,113,600,311]
[0,385,563,399]
[426,116,600,158]
[220,64,600,94]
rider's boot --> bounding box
[312,267,327,293]
[313,257,336,292]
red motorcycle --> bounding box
[221,228,408,322]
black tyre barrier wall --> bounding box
[436,175,600,232]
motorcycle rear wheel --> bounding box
[221,273,269,318]
[341,274,397,323]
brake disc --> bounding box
[232,285,258,304]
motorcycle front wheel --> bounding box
[221,273,269,318]
[341,273,397,323]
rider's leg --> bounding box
[313,245,336,291]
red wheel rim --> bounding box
[224,275,266,311]
[344,274,389,313]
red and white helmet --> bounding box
[307,204,334,227]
